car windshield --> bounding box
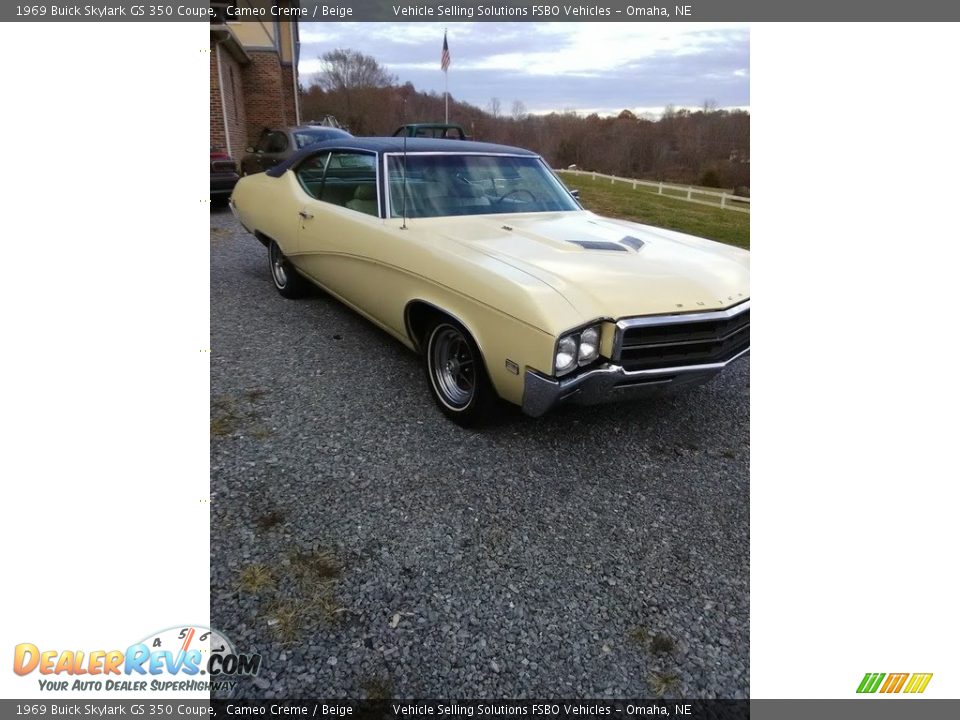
[387,154,579,218]
[294,128,350,148]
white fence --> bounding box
[557,169,750,213]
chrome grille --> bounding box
[615,302,750,372]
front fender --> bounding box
[403,293,557,407]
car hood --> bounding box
[432,211,750,320]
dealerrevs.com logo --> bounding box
[13,625,260,694]
[857,672,933,694]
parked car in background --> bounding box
[240,125,353,175]
[305,115,347,131]
[230,138,749,425]
[210,148,239,204]
[393,123,467,140]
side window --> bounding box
[294,132,321,149]
[265,131,288,154]
[294,152,329,199]
[319,152,378,217]
[254,130,271,153]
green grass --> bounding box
[257,548,348,643]
[649,633,677,655]
[628,626,650,645]
[557,171,750,250]
[237,564,275,594]
[362,676,395,700]
[648,671,681,697]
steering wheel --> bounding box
[494,188,537,205]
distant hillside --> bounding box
[299,57,749,189]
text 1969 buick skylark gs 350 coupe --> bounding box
[230,138,749,425]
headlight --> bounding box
[554,324,602,376]
[555,336,578,375]
[578,326,599,364]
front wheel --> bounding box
[424,321,497,426]
[268,240,308,298]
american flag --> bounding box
[441,31,451,72]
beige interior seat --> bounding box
[345,185,377,216]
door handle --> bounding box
[299,210,313,219]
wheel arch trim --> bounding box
[403,299,488,364]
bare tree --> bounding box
[511,100,527,121]
[312,49,396,134]
[488,97,502,119]
[315,49,395,91]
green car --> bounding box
[392,123,467,140]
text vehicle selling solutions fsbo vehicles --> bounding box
[230,138,749,425]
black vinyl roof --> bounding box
[265,137,539,177]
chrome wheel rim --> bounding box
[270,244,287,288]
[430,326,475,409]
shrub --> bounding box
[700,168,723,188]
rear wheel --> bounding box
[424,320,496,426]
[268,240,308,298]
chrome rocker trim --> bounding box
[521,346,750,417]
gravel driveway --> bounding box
[210,205,750,699]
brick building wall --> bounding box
[210,29,300,160]
[220,50,247,156]
[242,51,292,149]
[280,64,298,128]
[210,42,226,153]
[210,43,248,159]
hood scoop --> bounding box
[568,236,646,252]
[570,240,627,252]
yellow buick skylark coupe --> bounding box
[230,138,749,425]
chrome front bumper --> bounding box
[521,347,749,417]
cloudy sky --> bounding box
[297,22,749,117]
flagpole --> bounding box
[443,28,449,124]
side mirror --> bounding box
[570,189,581,200]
